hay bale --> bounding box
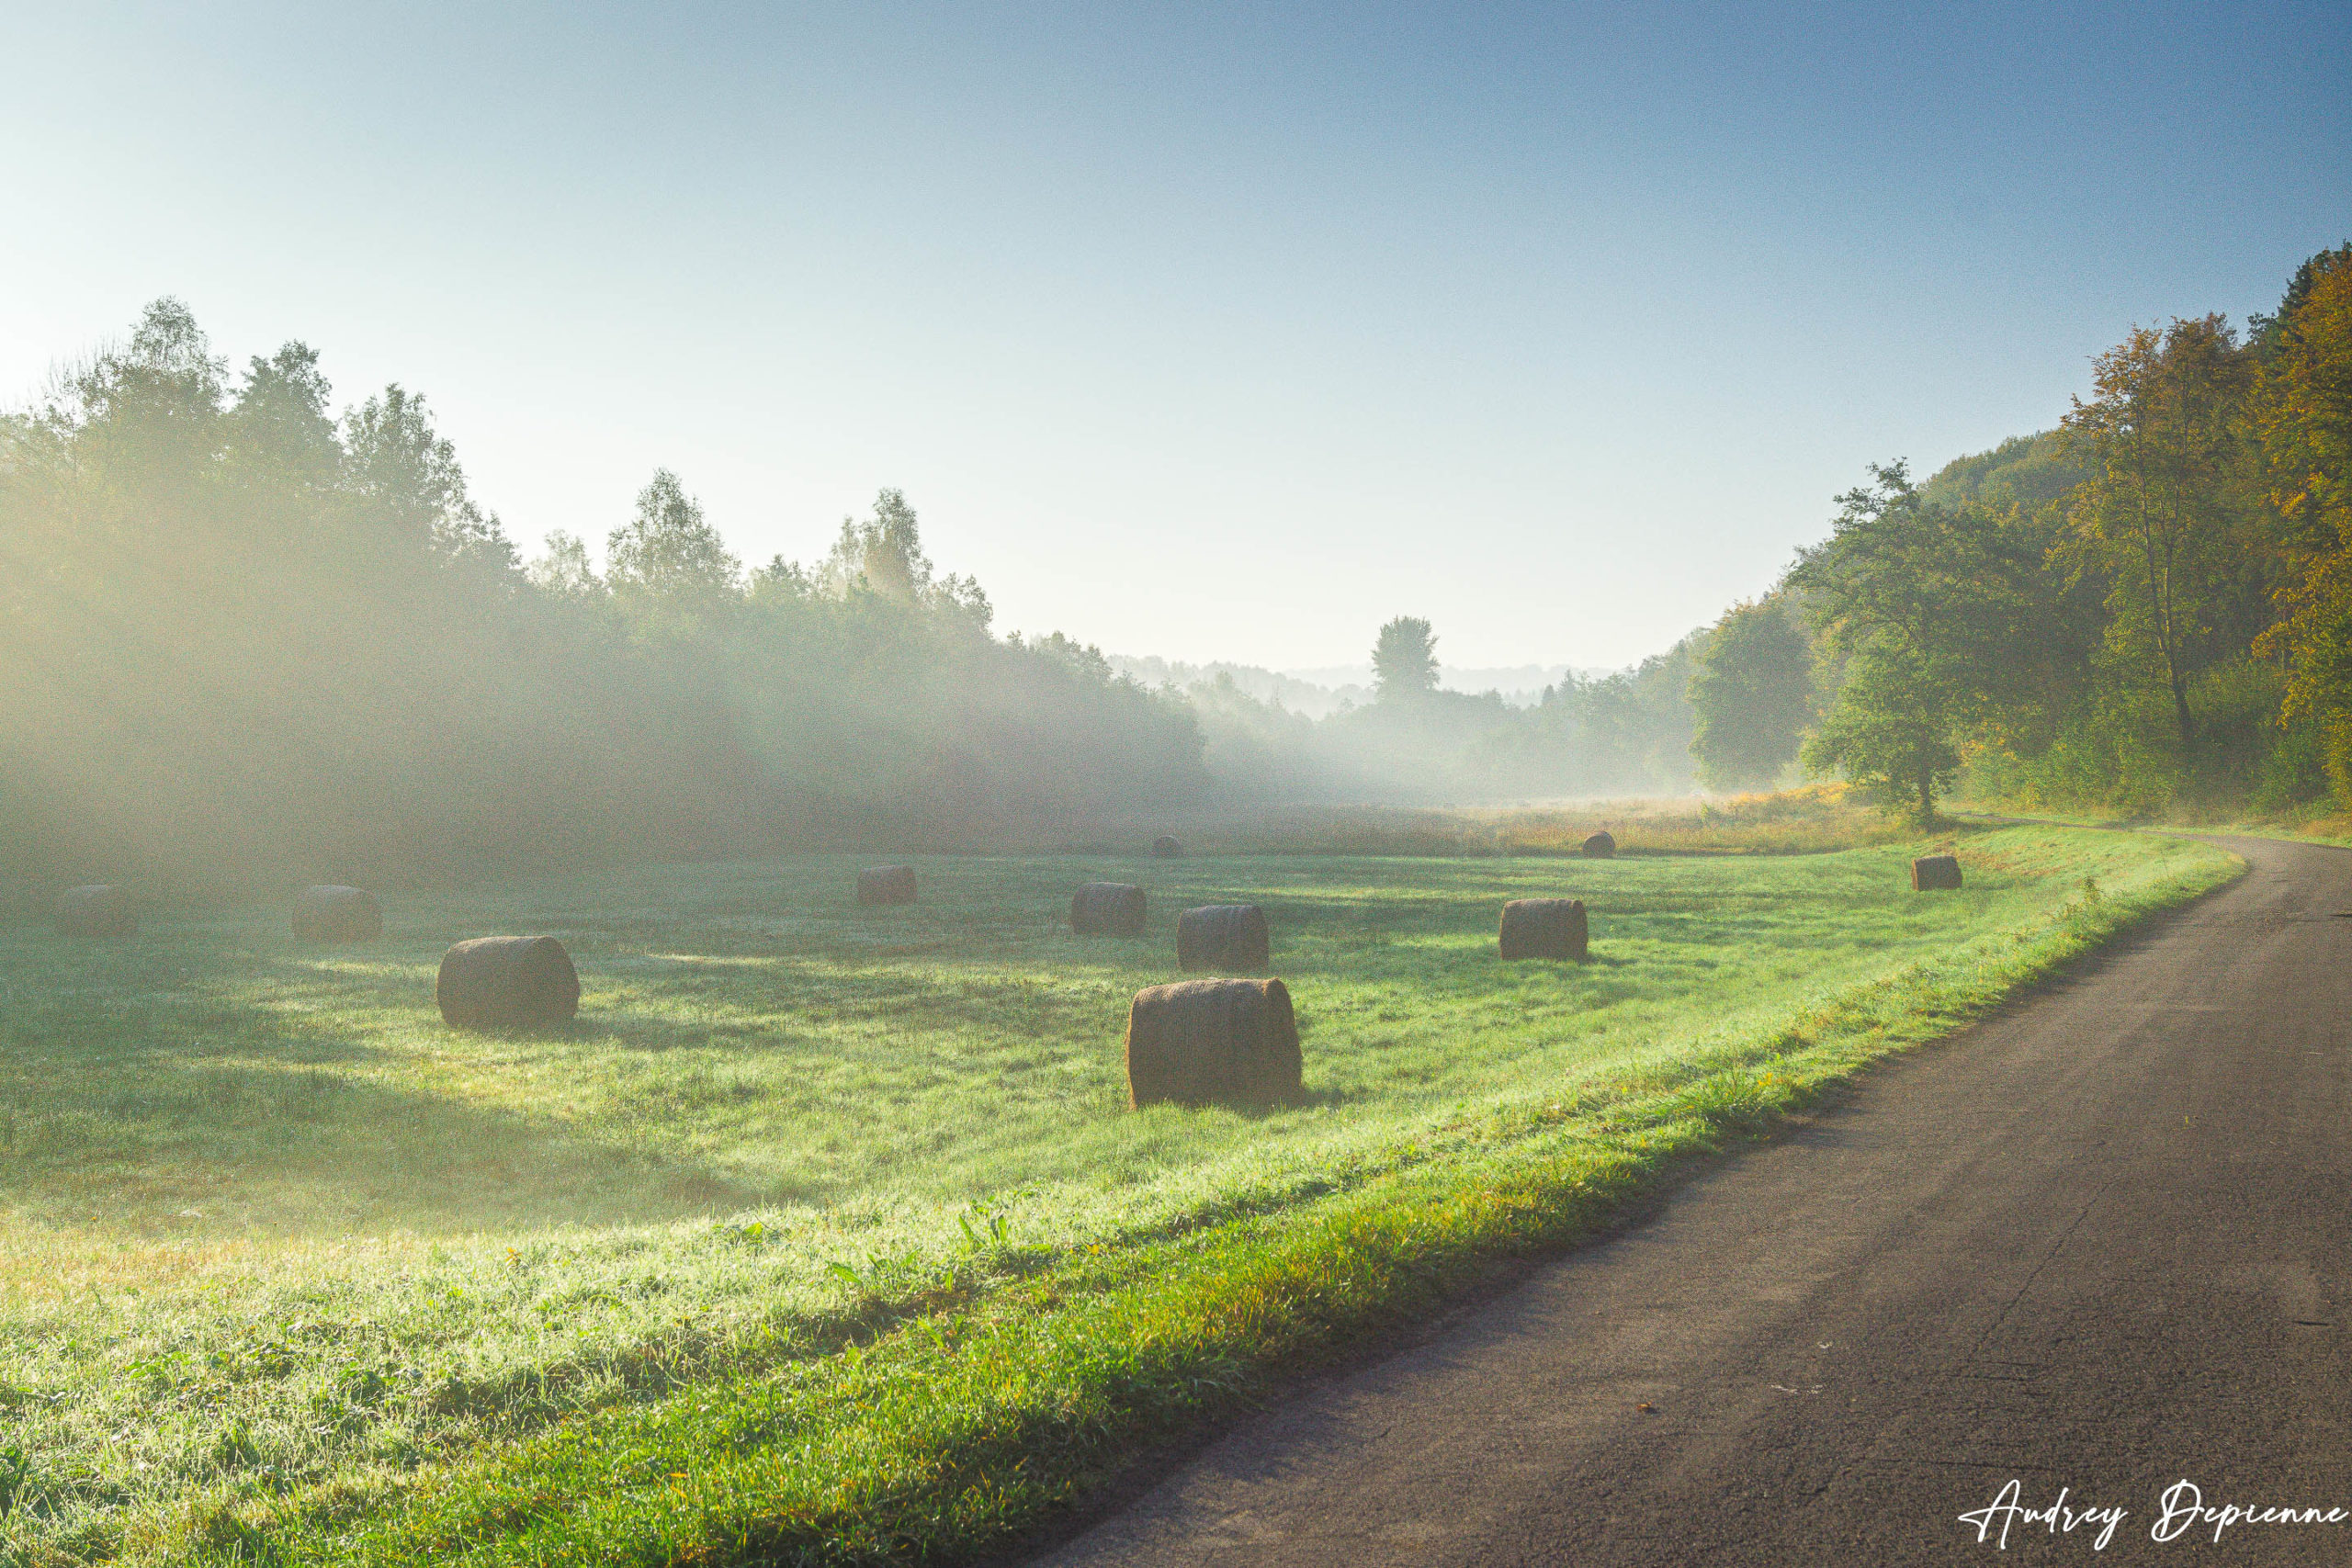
[1177,904,1271,971]
[1152,835,1182,859]
[436,936,580,1030]
[56,885,136,938]
[1498,897,1589,961]
[1911,854,1962,891]
[1125,977,1303,1109]
[1071,881,1147,936]
[857,865,918,906]
[292,885,382,942]
[1582,830,1617,859]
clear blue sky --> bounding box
[4,3,2345,671]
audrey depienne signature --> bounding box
[1958,1479,2351,1550]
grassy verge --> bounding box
[0,823,2236,1564]
[1953,803,2352,849]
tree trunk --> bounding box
[1917,766,1934,825]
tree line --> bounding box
[0,301,1204,894]
[0,298,1729,903]
[16,251,2336,898]
[1174,615,1703,803]
[1684,243,2352,823]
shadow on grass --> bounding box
[0,947,795,1237]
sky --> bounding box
[3,3,2346,672]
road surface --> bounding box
[1038,836,2352,1564]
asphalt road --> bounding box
[1038,836,2352,1565]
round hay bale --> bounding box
[1152,835,1182,859]
[56,885,136,939]
[1071,881,1147,936]
[1911,854,1962,892]
[436,936,580,1030]
[1125,977,1303,1110]
[292,885,382,942]
[1177,904,1271,972]
[857,865,918,905]
[1498,897,1589,961]
[1582,830,1617,859]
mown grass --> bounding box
[0,822,2235,1564]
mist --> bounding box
[3,302,1748,910]
[0,302,1213,900]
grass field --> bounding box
[1051,784,1914,860]
[0,822,2235,1564]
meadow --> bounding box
[0,822,2235,1564]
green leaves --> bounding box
[1689,596,1815,790]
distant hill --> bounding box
[1282,662,1599,706]
[1106,656,1364,717]
[1109,656,1602,716]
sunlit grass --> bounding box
[0,824,2235,1563]
[1188,783,1913,858]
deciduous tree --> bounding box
[1688,596,1814,789]
[2252,246,2352,799]
[2059,314,2262,750]
[1372,616,1440,704]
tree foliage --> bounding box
[2059,314,2266,747]
[1786,466,2007,819]
[2252,244,2352,795]
[1372,616,1440,704]
[1787,244,2352,820]
[1688,595,1814,789]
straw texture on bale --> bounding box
[56,885,136,939]
[436,936,581,1030]
[1125,977,1304,1110]
[292,885,382,942]
[1176,904,1271,972]
[1911,854,1963,891]
[1152,835,1182,859]
[1582,830,1617,859]
[1498,897,1589,961]
[1071,881,1147,936]
[857,865,918,905]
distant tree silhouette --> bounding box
[1373,616,1440,704]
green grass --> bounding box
[0,825,2236,1565]
[1953,800,2352,849]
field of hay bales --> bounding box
[0,822,2234,1565]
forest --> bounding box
[0,303,1211,894]
[0,302,1705,898]
[5,241,2346,897]
[1682,242,2352,825]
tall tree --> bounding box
[1687,595,1815,789]
[1789,464,2048,820]
[1800,645,1961,819]
[227,342,338,485]
[2252,246,2352,800]
[822,487,932,602]
[2059,314,2262,750]
[606,468,741,605]
[1372,616,1440,703]
[70,297,226,495]
[341,383,514,576]
[817,489,992,628]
